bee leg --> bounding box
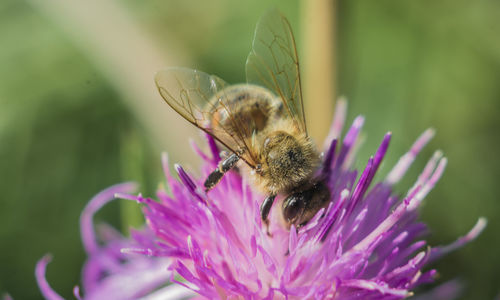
[204,153,240,192]
[260,194,276,235]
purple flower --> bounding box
[36,183,194,300]
[36,100,485,299]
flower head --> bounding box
[36,183,192,300]
[35,101,485,300]
[35,100,485,300]
[111,99,485,299]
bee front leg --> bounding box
[260,194,276,235]
[204,153,240,192]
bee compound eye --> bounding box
[282,195,305,223]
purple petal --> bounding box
[429,217,487,262]
[386,128,435,185]
[342,279,410,297]
[205,132,220,163]
[35,255,64,300]
[336,116,365,168]
[323,97,347,150]
[80,182,137,254]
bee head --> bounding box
[282,182,330,227]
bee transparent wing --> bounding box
[155,67,258,167]
[245,9,307,134]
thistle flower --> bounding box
[36,101,485,300]
[36,183,193,300]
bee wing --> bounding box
[155,67,258,167]
[245,9,307,134]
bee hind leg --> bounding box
[260,194,276,236]
[204,153,240,192]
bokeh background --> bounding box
[1,0,499,299]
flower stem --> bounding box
[301,0,337,144]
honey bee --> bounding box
[155,9,330,229]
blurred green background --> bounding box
[0,0,498,299]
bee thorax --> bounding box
[254,130,320,195]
